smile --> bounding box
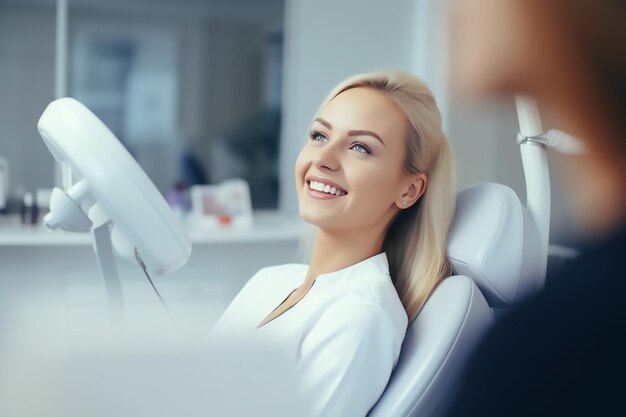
[306,178,348,199]
[308,180,346,196]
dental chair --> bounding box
[368,182,542,417]
[369,97,561,417]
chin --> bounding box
[298,204,341,230]
[299,206,325,227]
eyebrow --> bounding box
[313,117,386,147]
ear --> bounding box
[395,173,428,209]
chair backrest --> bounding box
[369,183,542,417]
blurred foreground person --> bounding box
[446,0,626,415]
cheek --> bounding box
[294,148,309,187]
[348,162,400,208]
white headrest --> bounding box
[447,183,542,307]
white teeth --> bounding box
[308,180,345,196]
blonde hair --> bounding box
[316,71,456,322]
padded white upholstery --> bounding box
[368,276,492,417]
[369,183,542,417]
[448,183,542,306]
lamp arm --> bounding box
[91,207,125,328]
[515,95,550,282]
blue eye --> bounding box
[350,142,371,154]
[308,130,327,142]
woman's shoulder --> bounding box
[327,276,409,337]
[345,272,407,319]
[301,289,408,361]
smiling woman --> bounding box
[296,73,456,321]
[212,71,455,417]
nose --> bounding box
[314,140,341,172]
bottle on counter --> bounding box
[21,191,39,225]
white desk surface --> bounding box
[0,211,306,246]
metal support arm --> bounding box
[92,221,125,327]
[515,95,551,283]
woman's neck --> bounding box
[305,226,386,285]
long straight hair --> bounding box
[315,71,456,322]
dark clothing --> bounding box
[444,221,626,417]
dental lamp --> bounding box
[515,95,585,282]
[37,98,192,324]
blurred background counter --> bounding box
[0,211,305,331]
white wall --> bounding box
[448,98,525,195]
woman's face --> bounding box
[295,87,425,232]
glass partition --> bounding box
[0,0,284,211]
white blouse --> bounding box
[211,253,409,417]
